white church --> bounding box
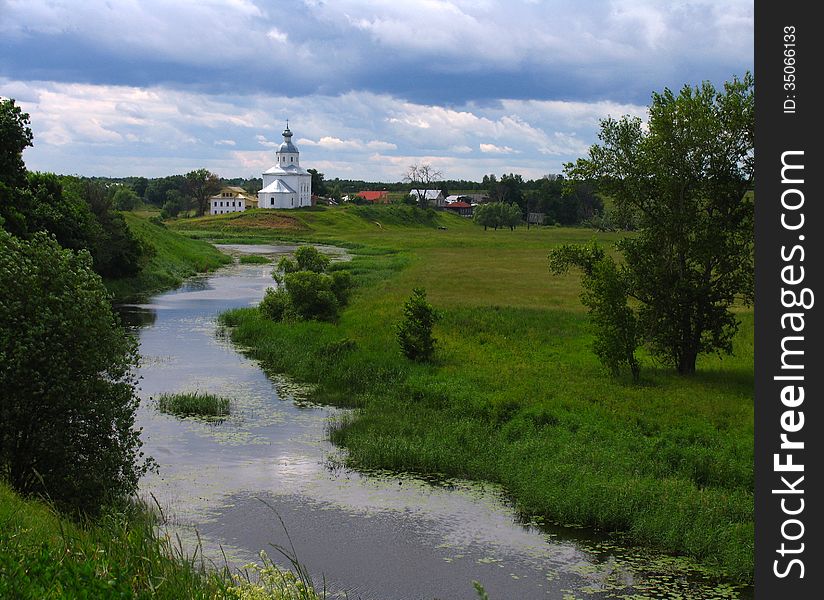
[258,123,312,209]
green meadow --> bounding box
[174,204,754,582]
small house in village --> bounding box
[409,189,446,207]
[443,201,473,217]
[356,190,390,204]
[210,186,257,215]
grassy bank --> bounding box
[105,213,231,301]
[202,206,752,581]
[0,481,326,599]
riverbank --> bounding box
[104,213,231,301]
[0,481,326,599]
[189,206,753,583]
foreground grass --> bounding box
[199,206,753,582]
[156,392,231,419]
[0,481,324,599]
[105,213,231,301]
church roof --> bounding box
[278,123,299,154]
[260,179,297,194]
[262,163,309,176]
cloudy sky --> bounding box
[0,0,753,182]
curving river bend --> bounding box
[121,244,753,600]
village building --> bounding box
[257,123,312,209]
[356,190,390,204]
[409,189,446,207]
[443,201,474,217]
[210,186,257,215]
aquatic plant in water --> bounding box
[155,392,231,419]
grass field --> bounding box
[176,204,753,582]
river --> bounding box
[121,244,752,600]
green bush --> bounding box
[260,287,291,321]
[397,288,439,362]
[283,271,340,322]
[0,230,149,515]
[330,270,354,306]
[276,245,330,276]
[263,246,353,322]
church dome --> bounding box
[277,124,298,154]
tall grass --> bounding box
[155,392,231,418]
[0,481,327,599]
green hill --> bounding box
[106,213,231,300]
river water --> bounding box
[122,244,752,600]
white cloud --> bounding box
[479,143,516,154]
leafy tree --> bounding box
[307,168,327,197]
[397,288,439,362]
[473,202,521,231]
[144,175,186,207]
[0,98,32,190]
[161,189,185,218]
[563,74,754,374]
[550,242,641,380]
[79,179,145,278]
[0,230,150,515]
[184,169,221,216]
[24,173,101,253]
[0,99,34,234]
[112,186,140,211]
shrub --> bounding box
[276,245,330,276]
[0,230,149,515]
[283,271,339,322]
[260,287,291,321]
[330,270,354,306]
[264,246,352,322]
[397,288,439,362]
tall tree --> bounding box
[561,74,754,374]
[404,163,442,209]
[0,230,149,514]
[307,168,327,197]
[0,99,34,234]
[0,98,32,190]
[185,169,221,216]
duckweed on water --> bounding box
[156,392,231,419]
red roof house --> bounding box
[443,201,474,217]
[357,190,390,204]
